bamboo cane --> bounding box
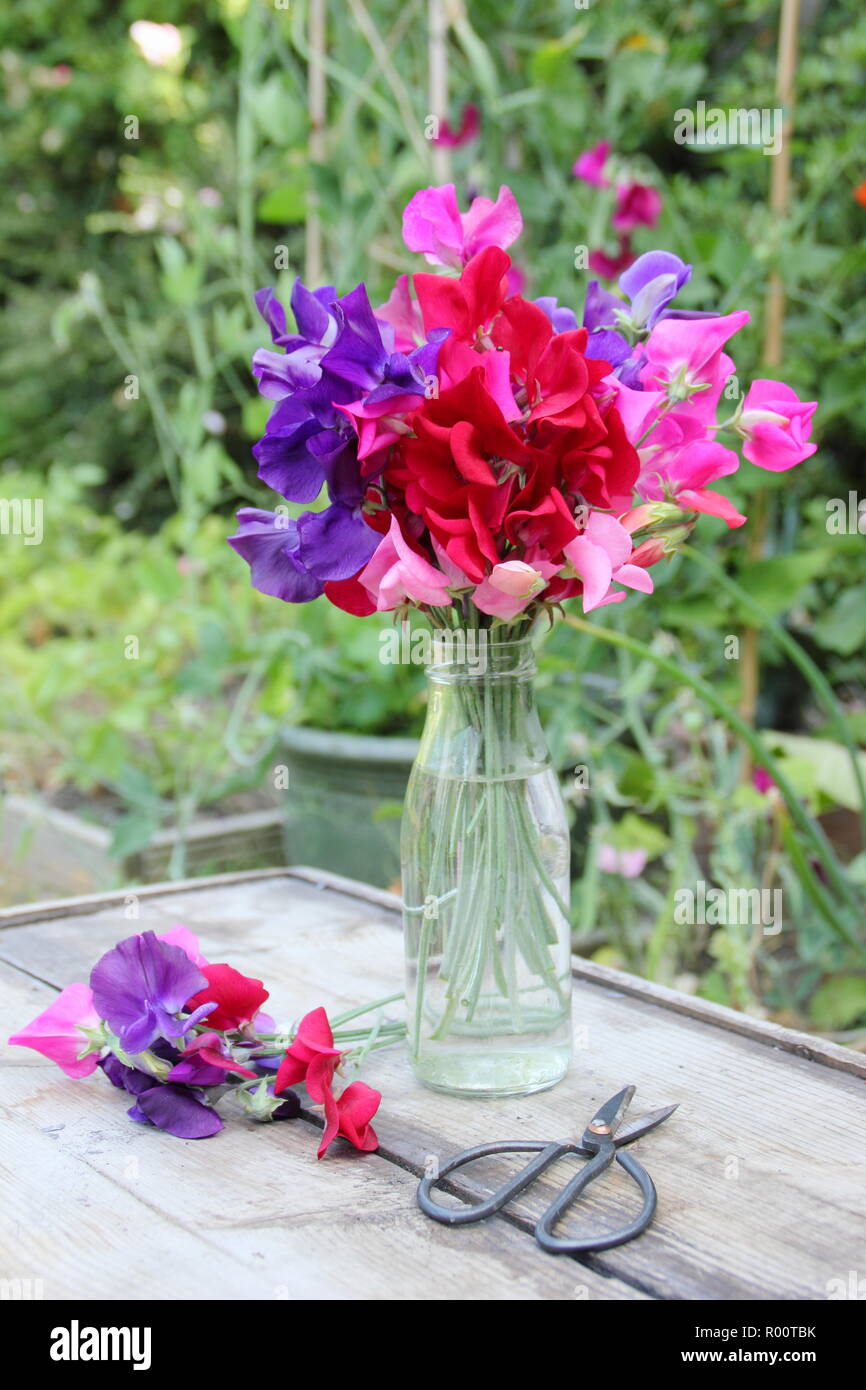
[306,0,327,286]
[739,0,801,731]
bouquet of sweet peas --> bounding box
[229,183,816,1082]
[8,926,403,1154]
[229,182,816,619]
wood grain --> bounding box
[2,869,864,1301]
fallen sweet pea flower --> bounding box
[7,983,103,1079]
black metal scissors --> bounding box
[417,1085,677,1254]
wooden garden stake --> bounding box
[739,0,801,733]
[428,0,451,182]
[306,0,327,286]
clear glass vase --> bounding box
[401,635,572,1097]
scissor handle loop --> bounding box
[534,1147,657,1254]
[417,1140,580,1227]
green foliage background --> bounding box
[2,0,865,1024]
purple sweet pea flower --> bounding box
[534,296,579,334]
[582,281,631,367]
[90,932,213,1056]
[130,1085,223,1138]
[228,509,325,602]
[619,251,692,330]
[99,1052,224,1138]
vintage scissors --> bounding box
[417,1085,677,1254]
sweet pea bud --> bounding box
[238,1077,299,1122]
[620,501,684,533]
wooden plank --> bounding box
[2,872,865,1299]
[0,965,642,1301]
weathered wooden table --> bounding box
[1,867,864,1301]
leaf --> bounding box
[763,731,866,813]
[608,812,670,859]
[257,179,307,225]
[109,811,160,861]
[731,552,830,619]
[812,585,866,655]
[809,975,866,1030]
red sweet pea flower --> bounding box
[274,1006,342,1094]
[185,963,269,1032]
[317,1080,381,1159]
[413,245,511,342]
[388,368,530,581]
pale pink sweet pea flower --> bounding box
[573,141,612,189]
[8,982,102,1079]
[360,516,453,610]
[738,380,817,471]
[472,561,549,621]
[157,924,208,967]
[597,844,647,878]
[563,512,654,613]
[374,274,424,353]
[402,184,523,269]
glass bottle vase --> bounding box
[401,635,572,1097]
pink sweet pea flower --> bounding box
[738,380,817,471]
[374,274,424,353]
[641,312,749,422]
[431,103,480,149]
[563,512,654,612]
[157,924,208,967]
[635,413,745,527]
[402,183,523,269]
[360,516,454,610]
[339,394,417,460]
[573,141,611,189]
[472,560,549,620]
[612,183,662,233]
[597,844,647,878]
[8,983,102,1079]
[169,1032,258,1083]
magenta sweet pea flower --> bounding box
[402,183,522,269]
[8,982,102,1079]
[431,103,480,149]
[573,141,611,189]
[90,931,213,1055]
[612,183,662,234]
[737,380,817,471]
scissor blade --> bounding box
[614,1103,679,1147]
[589,1085,636,1136]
